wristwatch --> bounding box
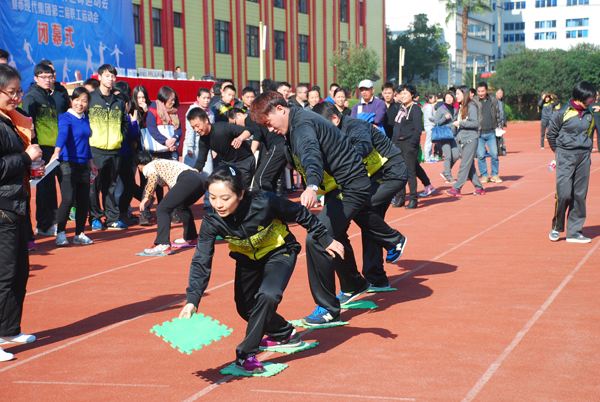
[307,184,319,192]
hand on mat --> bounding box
[300,188,318,209]
[326,239,344,259]
[179,303,197,319]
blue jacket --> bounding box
[56,111,92,164]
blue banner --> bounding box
[0,0,136,84]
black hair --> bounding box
[333,87,346,97]
[70,86,90,101]
[443,91,456,103]
[212,82,221,96]
[572,81,597,103]
[83,78,100,90]
[116,92,131,108]
[469,88,476,96]
[97,64,117,76]
[0,64,21,90]
[222,84,236,93]
[0,49,8,60]
[225,107,246,121]
[477,81,488,90]
[207,164,246,197]
[197,87,210,97]
[312,101,341,120]
[242,86,256,96]
[382,82,395,91]
[135,150,154,166]
[296,83,309,91]
[261,78,278,93]
[113,81,131,97]
[187,106,209,122]
[277,81,291,89]
[157,86,176,103]
[34,62,54,77]
[329,82,340,90]
[309,86,321,95]
[397,84,417,97]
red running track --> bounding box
[3,121,600,401]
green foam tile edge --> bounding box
[220,362,288,377]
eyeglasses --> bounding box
[0,88,24,100]
[36,74,55,81]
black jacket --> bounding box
[0,114,32,216]
[193,122,254,171]
[547,102,595,153]
[186,191,334,306]
[391,102,424,147]
[286,107,369,193]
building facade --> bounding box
[132,0,386,91]
[499,0,599,56]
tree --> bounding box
[443,0,491,84]
[386,14,449,83]
[330,45,380,92]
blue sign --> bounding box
[0,0,136,84]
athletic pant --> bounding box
[552,149,591,237]
[0,210,29,337]
[454,134,483,191]
[541,120,549,148]
[89,149,120,224]
[440,139,460,181]
[35,145,59,231]
[231,155,257,190]
[306,176,384,316]
[57,162,90,235]
[251,144,287,192]
[155,171,205,245]
[118,156,142,220]
[362,161,408,287]
[396,140,419,201]
[234,248,296,359]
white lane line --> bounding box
[0,279,234,374]
[252,389,416,400]
[13,380,169,388]
[462,240,600,402]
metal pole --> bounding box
[472,59,478,88]
[496,4,502,64]
[259,21,265,92]
[398,46,405,85]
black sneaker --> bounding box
[337,282,369,306]
[386,236,408,264]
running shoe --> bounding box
[69,207,76,221]
[36,224,57,237]
[143,244,172,256]
[473,188,486,196]
[171,238,198,249]
[386,236,408,264]
[73,233,94,245]
[337,282,369,305]
[303,306,339,326]
[566,233,591,244]
[235,355,265,373]
[91,219,105,231]
[55,231,69,247]
[418,185,436,198]
[548,230,560,242]
[446,188,462,198]
[107,220,128,230]
[259,329,302,349]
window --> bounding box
[215,20,230,54]
[298,0,308,13]
[503,33,525,42]
[503,1,526,10]
[504,22,525,31]
[274,30,286,60]
[534,31,557,40]
[246,25,259,57]
[174,12,182,28]
[152,8,162,46]
[567,0,588,5]
[566,18,589,27]
[535,20,556,29]
[274,0,285,7]
[535,0,557,7]
[340,0,349,23]
[133,4,141,44]
[298,34,309,62]
[566,29,588,38]
[466,22,490,40]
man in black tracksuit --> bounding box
[21,62,70,235]
[546,81,597,243]
[227,108,287,192]
[313,102,408,288]
[251,91,405,325]
[187,107,256,188]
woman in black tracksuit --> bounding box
[179,165,343,373]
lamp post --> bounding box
[398,46,405,85]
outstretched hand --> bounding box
[179,303,197,319]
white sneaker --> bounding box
[73,233,93,245]
[0,333,36,345]
[0,348,14,362]
[36,224,57,237]
[143,244,172,256]
[56,231,69,247]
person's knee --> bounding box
[256,290,282,307]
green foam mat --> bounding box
[150,313,232,354]
[220,362,288,377]
[260,341,319,354]
[341,300,378,310]
[289,319,349,329]
[366,286,397,293]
